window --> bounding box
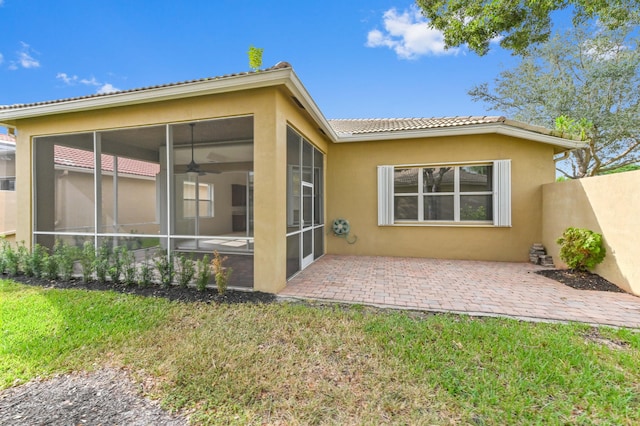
[0,177,15,191]
[183,181,214,218]
[378,160,511,226]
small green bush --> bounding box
[80,241,96,282]
[556,227,606,271]
[176,253,195,288]
[56,240,78,281]
[154,251,174,288]
[195,254,211,292]
[137,250,154,288]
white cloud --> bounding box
[17,42,40,68]
[57,72,120,94]
[56,72,78,85]
[97,83,120,94]
[366,7,459,59]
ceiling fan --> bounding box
[186,123,206,176]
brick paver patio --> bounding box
[279,255,640,328]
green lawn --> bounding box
[2,280,639,425]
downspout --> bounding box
[554,150,571,163]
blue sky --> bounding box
[1,1,552,121]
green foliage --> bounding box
[4,241,20,276]
[416,0,639,55]
[137,251,154,288]
[212,250,232,295]
[176,253,195,288]
[469,23,640,178]
[195,254,211,292]
[247,45,263,71]
[121,247,137,287]
[80,241,96,282]
[556,227,607,271]
[55,240,78,281]
[94,241,111,284]
[154,251,175,288]
[42,247,59,280]
[108,246,125,284]
[554,115,593,141]
[460,205,487,221]
[599,164,640,175]
[0,238,10,275]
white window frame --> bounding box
[183,180,214,218]
[378,160,511,227]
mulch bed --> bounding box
[7,274,277,304]
[535,269,628,294]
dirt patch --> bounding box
[535,269,628,294]
[9,274,277,304]
[0,368,188,426]
[582,327,631,350]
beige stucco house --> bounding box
[0,62,584,293]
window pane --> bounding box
[423,167,454,193]
[424,195,454,220]
[460,195,493,221]
[394,196,418,220]
[460,166,492,192]
[198,200,211,217]
[394,168,419,193]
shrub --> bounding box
[0,238,9,275]
[43,247,59,280]
[56,240,78,281]
[19,242,34,277]
[80,241,96,282]
[212,250,232,295]
[4,241,20,276]
[121,247,137,287]
[138,250,154,288]
[108,246,125,284]
[195,254,211,292]
[556,227,606,272]
[94,241,111,284]
[176,253,195,288]
[154,251,174,288]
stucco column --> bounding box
[252,103,287,293]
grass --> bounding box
[2,280,640,424]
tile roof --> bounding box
[0,135,157,177]
[54,145,159,178]
[0,62,292,111]
[327,116,507,136]
[0,134,16,143]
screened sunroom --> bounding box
[32,116,255,288]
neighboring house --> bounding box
[0,62,584,293]
[0,133,16,241]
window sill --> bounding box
[389,221,500,228]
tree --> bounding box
[469,23,640,178]
[416,0,640,55]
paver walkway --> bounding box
[279,255,640,328]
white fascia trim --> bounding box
[0,69,296,121]
[334,123,586,150]
[282,72,339,140]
